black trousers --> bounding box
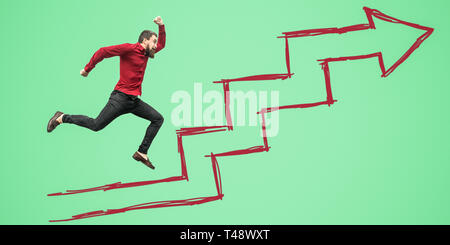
[62,90,164,154]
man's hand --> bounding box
[80,69,89,77]
[153,16,163,26]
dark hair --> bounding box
[138,30,157,43]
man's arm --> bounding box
[81,43,132,77]
[153,16,166,53]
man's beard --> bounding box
[145,47,156,59]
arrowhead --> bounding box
[363,7,434,77]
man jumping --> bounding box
[47,16,166,170]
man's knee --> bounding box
[91,119,106,132]
[91,124,103,132]
[153,115,164,127]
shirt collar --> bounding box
[136,42,146,54]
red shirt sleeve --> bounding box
[155,25,166,53]
[84,43,133,73]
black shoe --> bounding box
[47,111,64,133]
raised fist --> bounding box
[153,16,163,26]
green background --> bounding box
[1,0,449,224]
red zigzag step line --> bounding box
[48,6,433,222]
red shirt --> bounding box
[84,25,166,96]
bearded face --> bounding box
[145,45,156,59]
[144,34,158,59]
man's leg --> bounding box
[131,99,164,155]
[62,92,128,132]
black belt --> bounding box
[113,90,139,100]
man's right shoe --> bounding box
[47,111,63,133]
[132,152,155,170]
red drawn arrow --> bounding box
[48,7,433,222]
[279,7,433,79]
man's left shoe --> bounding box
[47,111,64,133]
[132,152,155,170]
